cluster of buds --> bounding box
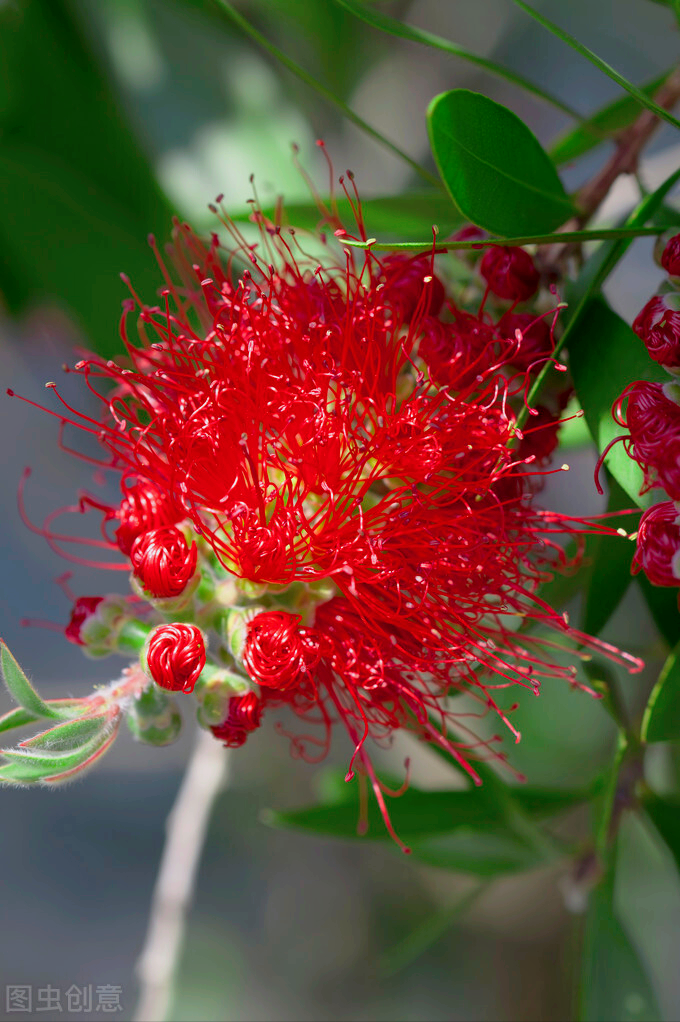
[605,234,680,597]
[1,154,642,848]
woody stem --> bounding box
[133,729,229,1022]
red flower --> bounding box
[632,501,680,587]
[518,405,561,465]
[243,611,323,691]
[480,246,539,302]
[145,623,206,693]
[211,691,263,748]
[114,478,181,555]
[633,295,680,371]
[65,596,103,646]
[661,233,680,278]
[130,526,198,599]
[380,253,445,320]
[419,309,496,390]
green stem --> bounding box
[340,225,674,252]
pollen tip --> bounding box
[215,193,224,204]
[45,382,56,389]
[6,388,14,397]
[147,233,155,246]
[561,463,569,471]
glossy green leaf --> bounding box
[579,870,661,1021]
[427,90,573,235]
[641,639,680,742]
[334,0,581,119]
[567,297,668,504]
[550,72,672,165]
[231,191,462,240]
[0,641,65,719]
[636,574,680,648]
[582,475,638,637]
[512,1,680,134]
[644,794,680,875]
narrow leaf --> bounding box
[20,712,113,752]
[512,1,680,134]
[644,794,680,875]
[567,296,668,504]
[0,706,40,735]
[579,870,661,1021]
[42,727,119,785]
[427,90,574,235]
[550,71,672,165]
[334,0,581,119]
[636,574,680,648]
[0,641,62,719]
[210,0,439,187]
[407,829,540,875]
[582,475,638,636]
[641,639,680,742]
[340,225,671,252]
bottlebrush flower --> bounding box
[6,163,642,847]
[632,501,680,588]
[130,526,198,599]
[633,294,680,371]
[498,311,554,373]
[479,245,539,302]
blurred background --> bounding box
[1,1,680,1019]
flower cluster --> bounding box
[605,233,680,596]
[5,158,641,847]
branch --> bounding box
[133,729,229,1022]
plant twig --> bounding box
[133,729,229,1022]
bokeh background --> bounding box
[1,1,680,1019]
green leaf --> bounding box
[210,0,439,187]
[644,794,680,875]
[265,777,586,842]
[511,1,680,135]
[407,829,540,875]
[579,869,661,1022]
[0,641,65,719]
[231,191,462,240]
[427,90,574,235]
[641,639,680,742]
[0,725,118,785]
[567,296,668,504]
[636,574,680,648]
[0,706,40,735]
[582,475,638,636]
[550,71,672,165]
[20,713,112,753]
[333,0,581,120]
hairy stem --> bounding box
[133,729,229,1022]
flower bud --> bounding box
[243,611,323,691]
[194,667,250,727]
[480,246,539,302]
[65,594,135,657]
[661,233,680,279]
[65,597,104,646]
[419,311,494,390]
[632,294,680,371]
[211,691,263,748]
[130,526,199,600]
[498,312,553,372]
[632,501,680,587]
[518,405,561,465]
[126,682,182,746]
[621,381,680,498]
[143,623,206,693]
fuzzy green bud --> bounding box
[126,683,182,746]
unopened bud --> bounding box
[633,294,680,372]
[194,666,250,726]
[126,682,182,746]
[479,246,539,302]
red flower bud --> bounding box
[661,234,680,278]
[65,596,104,646]
[518,405,561,465]
[211,691,263,748]
[620,381,680,498]
[130,526,198,598]
[243,611,322,691]
[145,623,206,693]
[380,253,445,320]
[498,312,553,372]
[419,311,494,390]
[480,246,539,302]
[632,501,680,587]
[633,294,680,371]
[115,478,180,555]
